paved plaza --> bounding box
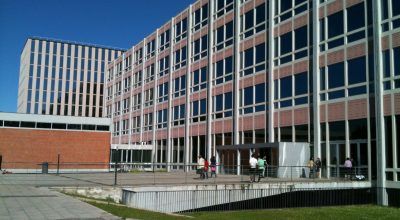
[0,171,352,219]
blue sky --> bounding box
[0,0,193,112]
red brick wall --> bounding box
[0,128,111,169]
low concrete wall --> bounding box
[57,187,122,203]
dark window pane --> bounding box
[226,22,233,38]
[244,87,253,105]
[255,83,265,103]
[394,47,400,76]
[21,121,35,128]
[216,95,223,111]
[348,56,366,84]
[245,10,254,30]
[226,56,233,73]
[280,126,292,142]
[193,101,199,116]
[280,76,292,98]
[295,26,307,50]
[280,32,292,54]
[329,121,345,141]
[328,11,344,38]
[244,48,253,67]
[295,72,308,95]
[225,92,232,109]
[349,119,368,139]
[52,123,66,129]
[4,121,19,127]
[328,62,345,89]
[295,125,308,142]
[255,43,265,64]
[382,50,390,77]
[68,124,81,130]
[393,0,400,16]
[256,4,265,24]
[347,3,365,31]
[384,116,393,168]
[281,0,292,13]
[200,99,206,114]
[82,124,96,130]
[37,122,51,128]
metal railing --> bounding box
[1,161,369,186]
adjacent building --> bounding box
[106,0,400,203]
[0,112,111,172]
[17,37,125,117]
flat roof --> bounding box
[0,112,110,126]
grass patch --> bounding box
[87,201,190,220]
[84,201,400,220]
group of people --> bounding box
[197,155,217,179]
[307,157,322,178]
[249,154,269,183]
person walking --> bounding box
[197,155,205,179]
[210,156,217,178]
[257,156,265,182]
[307,157,315,178]
[249,154,257,183]
[344,157,352,179]
[204,159,209,179]
[315,157,322,178]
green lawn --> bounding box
[87,202,400,220]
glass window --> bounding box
[295,72,308,95]
[382,50,390,78]
[280,0,292,13]
[244,87,253,106]
[347,3,365,32]
[255,43,265,64]
[216,95,223,111]
[329,121,345,141]
[280,76,292,98]
[348,56,366,85]
[295,26,307,50]
[280,32,292,55]
[393,0,400,16]
[394,47,400,76]
[328,62,344,89]
[255,83,265,103]
[349,119,368,140]
[225,92,232,110]
[328,11,344,38]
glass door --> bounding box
[330,142,345,178]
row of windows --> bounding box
[0,120,109,131]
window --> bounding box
[123,76,131,92]
[280,32,292,55]
[214,21,233,51]
[122,98,130,113]
[122,119,129,135]
[131,116,141,132]
[124,55,132,70]
[175,18,188,42]
[191,67,207,92]
[280,76,292,98]
[215,0,234,18]
[240,3,266,39]
[240,83,266,114]
[214,92,233,119]
[214,56,233,84]
[132,93,141,110]
[192,35,208,61]
[328,62,345,89]
[113,121,120,136]
[294,72,308,105]
[132,71,142,88]
[173,75,186,97]
[144,63,155,83]
[158,56,170,77]
[144,88,154,107]
[157,109,168,128]
[143,113,153,131]
[328,11,344,38]
[348,56,366,85]
[192,99,207,122]
[145,39,156,59]
[158,82,169,102]
[159,29,170,51]
[193,4,208,31]
[174,46,187,70]
[134,48,143,65]
[113,101,121,116]
[347,3,365,32]
[240,43,266,76]
[173,104,185,126]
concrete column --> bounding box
[268,0,275,143]
[167,18,175,172]
[207,0,215,163]
[372,0,388,206]
[233,0,241,176]
[312,0,321,160]
[185,5,193,172]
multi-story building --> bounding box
[106,0,399,203]
[17,37,125,117]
